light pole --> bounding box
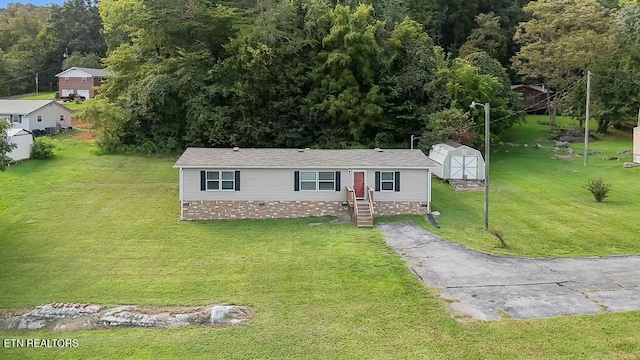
[470,101,490,230]
[410,134,419,149]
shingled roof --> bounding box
[0,100,69,115]
[173,148,436,169]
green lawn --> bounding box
[1,123,639,359]
[418,115,640,256]
[17,92,57,100]
[15,91,89,111]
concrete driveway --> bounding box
[379,222,640,320]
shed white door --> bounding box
[77,90,90,99]
[450,156,478,180]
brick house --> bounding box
[55,67,112,100]
[173,148,436,227]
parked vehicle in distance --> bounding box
[59,93,86,102]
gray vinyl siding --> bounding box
[181,168,429,202]
[367,169,429,202]
[29,105,72,131]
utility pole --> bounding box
[470,101,490,230]
[35,73,39,95]
[584,71,591,167]
[484,103,490,231]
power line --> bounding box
[0,66,61,86]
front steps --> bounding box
[355,200,373,228]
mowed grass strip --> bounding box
[0,128,639,359]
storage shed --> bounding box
[428,141,485,180]
[6,128,34,162]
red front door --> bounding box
[354,171,365,199]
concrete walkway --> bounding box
[379,222,640,320]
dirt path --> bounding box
[380,222,640,320]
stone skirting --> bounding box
[181,200,428,220]
[373,201,429,216]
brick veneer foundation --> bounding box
[181,200,428,220]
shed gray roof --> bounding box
[6,128,32,137]
[0,100,63,115]
[55,67,112,77]
[174,148,436,169]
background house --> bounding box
[173,148,436,225]
[428,141,485,180]
[511,84,552,113]
[0,100,73,132]
[55,67,111,100]
[5,128,33,162]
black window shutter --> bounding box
[200,170,206,191]
[374,171,380,191]
[234,171,241,191]
[335,171,341,191]
[395,171,400,192]
[294,171,300,191]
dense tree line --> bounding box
[85,0,525,152]
[2,0,639,154]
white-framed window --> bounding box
[64,76,69,82]
[59,115,65,122]
[206,170,235,191]
[380,171,395,191]
[299,171,335,191]
[82,77,87,82]
[37,116,42,122]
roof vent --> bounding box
[232,147,239,152]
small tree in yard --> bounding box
[586,177,611,202]
[0,121,17,171]
[31,137,58,159]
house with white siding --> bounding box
[173,148,436,227]
[0,100,73,132]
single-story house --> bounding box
[5,128,34,162]
[511,84,552,113]
[428,141,485,180]
[55,67,112,100]
[173,147,436,226]
[634,126,640,164]
[0,100,73,132]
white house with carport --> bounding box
[5,128,34,162]
[173,147,436,227]
[0,100,73,132]
[428,141,485,180]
